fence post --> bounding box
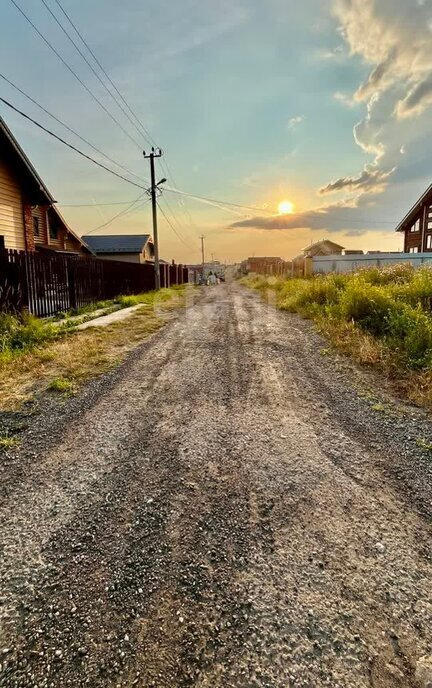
[67,260,77,310]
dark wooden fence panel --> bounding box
[160,264,169,288]
[0,250,188,318]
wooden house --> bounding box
[396,184,432,253]
[0,117,91,255]
[291,240,345,277]
[302,239,345,257]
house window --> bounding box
[410,219,420,232]
[33,216,40,237]
[427,235,432,250]
[0,235,4,250]
[49,222,59,240]
[409,246,419,253]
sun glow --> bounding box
[278,200,295,215]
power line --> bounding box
[9,0,142,150]
[161,164,203,242]
[159,190,199,247]
[0,94,399,229]
[48,0,201,242]
[159,196,200,253]
[164,188,399,224]
[45,0,200,243]
[0,73,148,185]
[85,193,151,235]
[39,0,153,149]
[52,0,157,148]
[164,187,280,215]
[61,196,400,226]
[60,200,140,208]
[157,200,197,252]
[0,97,147,190]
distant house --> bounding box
[241,256,289,275]
[82,234,155,263]
[291,240,345,276]
[396,184,432,253]
[0,117,91,255]
[302,240,345,257]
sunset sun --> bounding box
[278,200,295,215]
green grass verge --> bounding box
[0,286,186,366]
[242,265,432,408]
[243,265,432,369]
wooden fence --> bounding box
[0,249,189,318]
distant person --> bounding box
[207,272,217,286]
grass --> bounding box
[242,265,432,409]
[0,434,20,450]
[415,438,432,452]
[48,376,77,396]
[0,286,191,411]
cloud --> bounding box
[397,73,432,118]
[229,197,388,235]
[320,166,396,194]
[317,44,346,60]
[322,0,432,201]
[287,115,304,129]
[333,91,356,108]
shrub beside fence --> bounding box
[0,249,189,318]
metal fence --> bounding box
[311,252,432,275]
[0,249,189,318]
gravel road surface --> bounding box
[0,283,431,688]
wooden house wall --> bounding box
[0,159,26,250]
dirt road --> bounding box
[1,283,431,688]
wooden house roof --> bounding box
[302,239,345,256]
[395,183,432,233]
[83,234,152,254]
[0,117,55,205]
[0,117,92,253]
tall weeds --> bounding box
[244,265,432,371]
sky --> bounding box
[1,0,432,263]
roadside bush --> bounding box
[359,263,415,286]
[276,276,345,314]
[243,265,432,372]
[393,266,432,310]
[337,281,398,337]
[0,312,58,354]
[385,305,432,368]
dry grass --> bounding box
[0,287,190,412]
[316,316,432,408]
[244,274,432,410]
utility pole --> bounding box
[201,234,205,278]
[144,147,164,290]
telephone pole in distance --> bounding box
[200,234,205,278]
[143,147,165,290]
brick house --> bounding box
[0,117,91,255]
[396,183,432,253]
